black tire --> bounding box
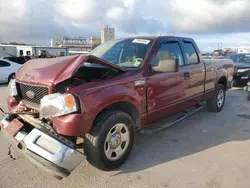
[84,110,135,170]
[8,73,15,83]
[207,84,226,112]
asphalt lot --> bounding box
[0,85,250,188]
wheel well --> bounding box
[218,76,227,90]
[8,73,15,82]
[94,102,140,130]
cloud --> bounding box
[0,0,28,36]
[168,0,250,34]
[0,0,64,44]
[0,0,250,46]
[52,0,250,35]
[56,0,96,21]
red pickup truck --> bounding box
[0,36,233,179]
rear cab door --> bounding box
[180,39,206,106]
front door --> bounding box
[146,40,189,125]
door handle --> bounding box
[184,72,190,80]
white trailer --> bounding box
[0,45,17,57]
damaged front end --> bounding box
[0,55,126,179]
[0,79,86,179]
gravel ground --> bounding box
[0,85,250,188]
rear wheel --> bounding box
[84,110,134,170]
[207,84,226,112]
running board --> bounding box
[140,105,203,134]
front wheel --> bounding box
[207,84,226,112]
[84,111,134,170]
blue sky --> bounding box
[0,0,250,52]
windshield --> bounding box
[90,38,153,68]
[226,54,250,63]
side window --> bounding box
[0,60,10,67]
[183,42,199,64]
[150,42,184,72]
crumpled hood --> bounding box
[16,55,125,85]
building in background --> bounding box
[0,45,17,57]
[52,36,101,52]
[15,46,68,57]
[88,37,101,47]
[101,25,115,44]
[54,36,95,52]
[50,39,55,47]
[0,44,68,57]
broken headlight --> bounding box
[40,93,80,119]
[8,79,18,96]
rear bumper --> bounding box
[0,115,85,179]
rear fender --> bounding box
[216,67,227,85]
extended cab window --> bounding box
[183,42,199,64]
[0,60,10,67]
[150,42,184,72]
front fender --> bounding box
[53,83,146,136]
[77,82,146,117]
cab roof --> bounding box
[117,35,194,41]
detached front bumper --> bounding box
[0,114,85,179]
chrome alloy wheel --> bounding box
[217,89,224,108]
[104,123,130,161]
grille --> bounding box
[16,82,49,108]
